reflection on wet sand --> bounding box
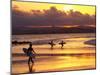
[12,34,96,74]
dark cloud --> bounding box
[12,6,96,34]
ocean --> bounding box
[12,33,96,74]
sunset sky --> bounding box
[12,1,95,15]
[12,1,96,34]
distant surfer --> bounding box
[48,40,55,49]
[27,43,36,64]
[59,40,66,49]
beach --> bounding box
[12,33,96,74]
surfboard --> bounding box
[23,48,35,58]
[23,48,28,56]
[59,41,66,45]
[59,42,66,44]
[48,42,55,45]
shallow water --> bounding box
[12,33,96,74]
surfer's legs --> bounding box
[28,59,34,73]
[61,45,63,48]
[51,45,53,49]
[28,57,32,64]
[28,57,34,64]
[30,57,34,63]
[28,57,31,64]
[28,56,35,72]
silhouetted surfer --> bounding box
[27,43,36,73]
[27,43,36,64]
[59,41,66,49]
[48,40,55,49]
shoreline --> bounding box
[84,39,96,45]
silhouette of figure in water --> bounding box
[48,40,55,49]
[28,62,33,73]
[59,41,66,49]
[28,62,35,73]
[27,43,36,72]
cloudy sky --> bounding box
[12,1,96,34]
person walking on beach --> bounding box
[27,43,36,64]
[48,40,55,49]
[59,40,66,49]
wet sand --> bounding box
[12,36,96,74]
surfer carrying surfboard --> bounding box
[27,43,36,64]
[48,40,55,49]
[59,40,66,49]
